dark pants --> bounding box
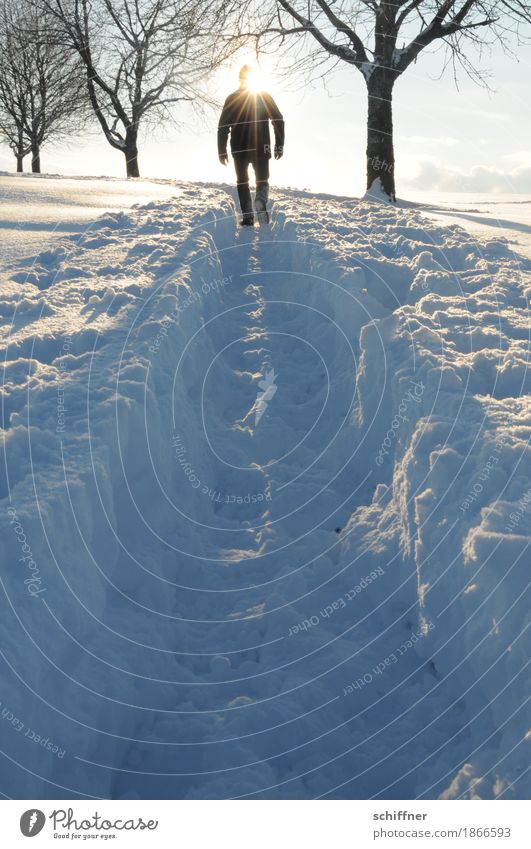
[233,155,270,217]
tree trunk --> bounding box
[124,128,140,178]
[16,131,25,172]
[31,145,41,174]
[366,75,396,202]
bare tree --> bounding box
[0,4,30,172]
[0,0,85,173]
[250,1,531,200]
[40,0,243,177]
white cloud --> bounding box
[404,160,531,193]
[402,135,461,147]
[500,150,531,167]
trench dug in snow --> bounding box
[0,184,529,800]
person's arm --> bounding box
[263,93,285,157]
[217,98,231,164]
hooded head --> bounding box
[239,65,252,89]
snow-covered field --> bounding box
[0,174,181,266]
[0,175,529,800]
[405,192,531,262]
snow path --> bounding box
[0,184,529,800]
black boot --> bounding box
[237,180,254,227]
[255,183,269,224]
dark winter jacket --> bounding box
[218,89,284,160]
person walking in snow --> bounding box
[218,65,285,226]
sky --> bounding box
[1,26,530,199]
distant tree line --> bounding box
[0,0,530,198]
[0,2,84,172]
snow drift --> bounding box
[0,181,529,800]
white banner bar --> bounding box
[1,799,527,847]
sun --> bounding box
[243,67,268,94]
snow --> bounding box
[0,177,529,800]
[403,192,531,261]
[363,177,394,203]
[392,48,406,68]
[360,61,377,81]
[0,174,183,266]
